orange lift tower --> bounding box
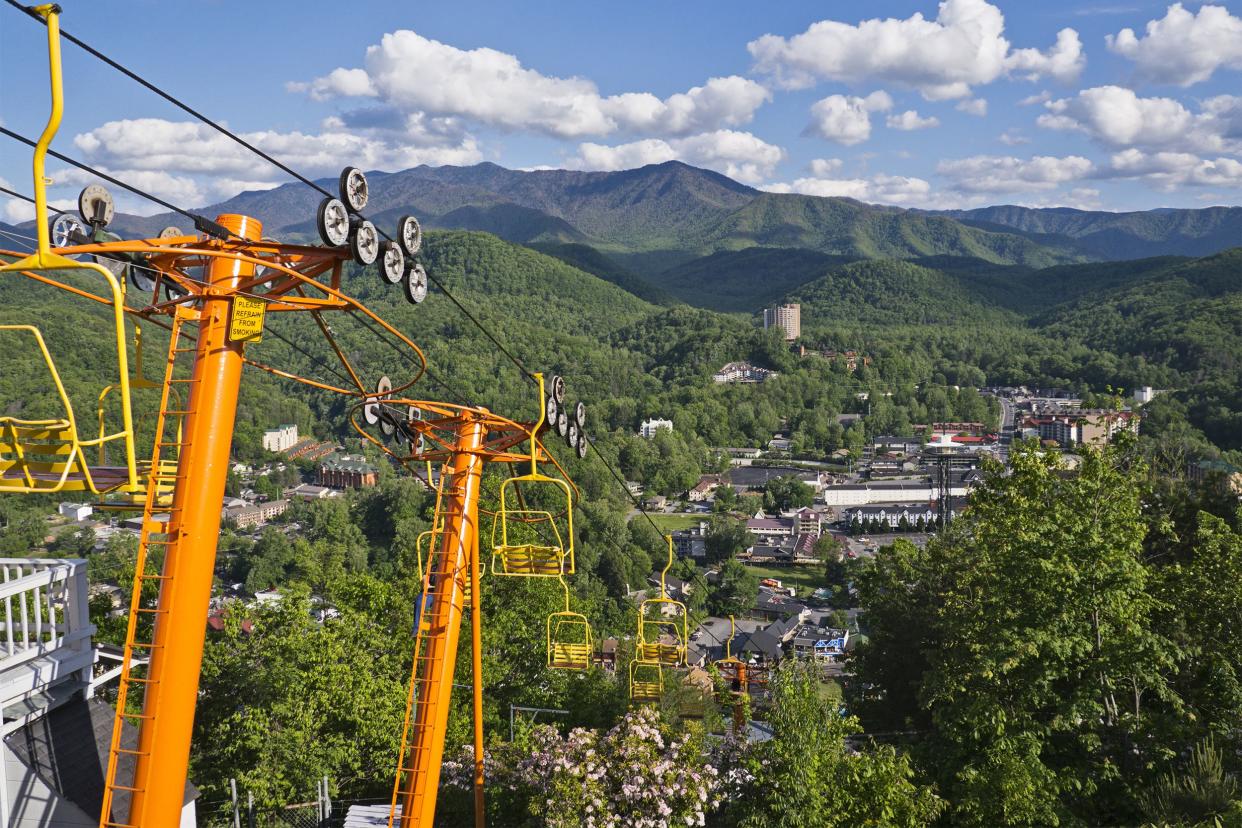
[0,7,486,826]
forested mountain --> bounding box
[937,203,1242,260]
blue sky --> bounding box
[3,0,1242,218]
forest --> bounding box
[1,226,1241,825]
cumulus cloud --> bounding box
[764,171,934,206]
[956,98,988,116]
[1038,86,1241,153]
[806,92,893,145]
[886,110,940,131]
[1106,148,1242,190]
[569,130,784,184]
[747,0,1082,100]
[70,118,482,207]
[998,129,1030,146]
[1005,29,1085,83]
[937,154,1094,192]
[1106,3,1242,86]
[291,30,770,139]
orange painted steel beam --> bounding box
[399,414,486,827]
[127,213,261,825]
[470,526,486,828]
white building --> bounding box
[639,418,673,439]
[57,502,92,522]
[763,303,801,341]
[262,423,298,453]
[1133,386,1164,405]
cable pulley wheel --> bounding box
[576,430,589,459]
[50,214,86,259]
[339,166,369,213]
[556,410,569,438]
[129,265,156,294]
[351,220,380,265]
[574,402,586,429]
[378,407,399,438]
[379,241,405,285]
[316,198,350,247]
[545,394,558,427]
[567,422,579,449]
[77,184,114,228]
[403,262,428,304]
[397,214,422,256]
[548,375,566,405]
[158,226,184,240]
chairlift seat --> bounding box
[629,661,664,702]
[547,611,592,670]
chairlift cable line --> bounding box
[0,126,239,241]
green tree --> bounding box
[709,557,759,616]
[921,443,1172,826]
[763,475,814,512]
[720,660,944,827]
[705,516,752,564]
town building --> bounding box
[790,623,851,662]
[745,516,797,540]
[1187,459,1242,496]
[712,361,778,384]
[57,502,92,522]
[688,475,722,502]
[671,522,709,560]
[1020,410,1139,448]
[762,303,801,341]
[287,483,336,501]
[223,498,289,529]
[639,418,673,439]
[316,453,379,489]
[843,502,957,529]
[262,423,299,453]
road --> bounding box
[998,396,1016,461]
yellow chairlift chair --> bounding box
[635,536,688,666]
[629,659,664,703]
[546,575,592,670]
[491,374,574,577]
[0,32,139,497]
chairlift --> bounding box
[546,576,592,670]
[635,536,688,666]
[629,660,664,703]
[491,374,575,577]
[0,183,140,495]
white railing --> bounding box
[0,558,92,679]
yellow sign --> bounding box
[229,296,266,343]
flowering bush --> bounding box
[442,706,721,827]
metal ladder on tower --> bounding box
[99,305,201,828]
[389,465,474,826]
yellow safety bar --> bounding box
[629,660,664,703]
[491,373,575,577]
[635,536,688,666]
[546,576,592,670]
[0,4,139,496]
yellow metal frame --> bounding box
[635,536,688,666]
[546,576,591,670]
[629,660,664,703]
[0,5,138,496]
[491,373,575,577]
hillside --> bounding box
[526,242,676,305]
[939,204,1242,261]
[657,248,854,312]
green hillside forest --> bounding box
[3,215,1242,827]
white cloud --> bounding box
[1005,28,1085,83]
[1038,85,1240,153]
[937,154,1094,192]
[1106,3,1242,86]
[765,172,934,206]
[1018,90,1052,106]
[69,118,483,208]
[998,129,1030,146]
[570,130,784,184]
[886,110,940,131]
[806,91,892,145]
[1106,148,1242,190]
[956,98,988,116]
[747,0,1082,100]
[292,30,770,139]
